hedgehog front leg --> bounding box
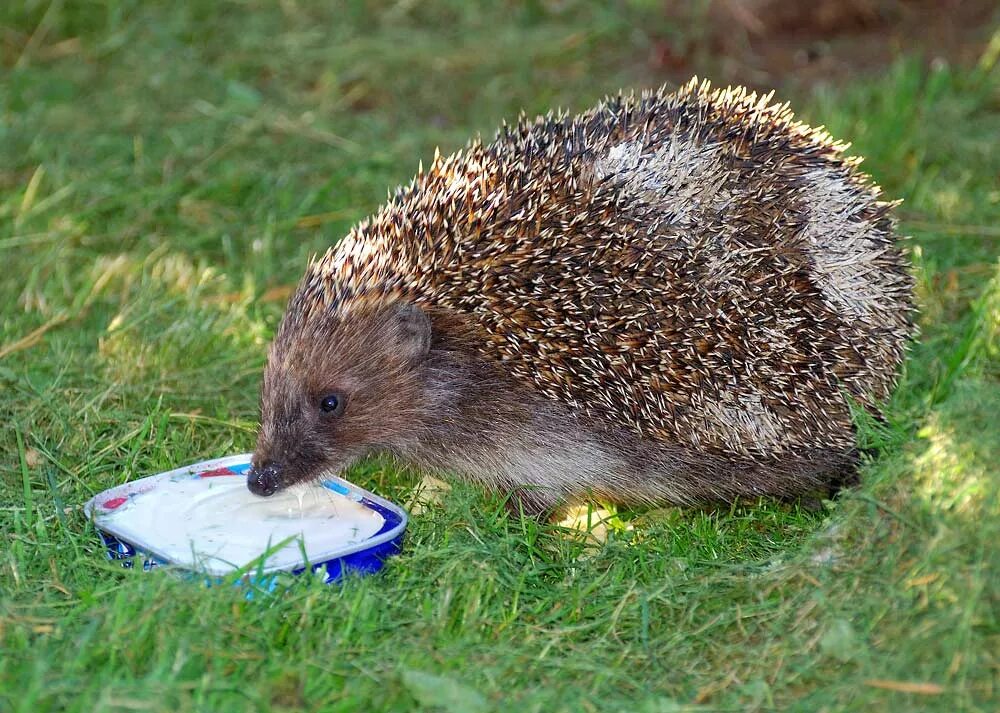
[502,484,564,520]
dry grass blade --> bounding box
[863,679,946,695]
[0,312,69,360]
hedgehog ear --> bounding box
[391,302,432,365]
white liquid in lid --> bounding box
[96,473,385,574]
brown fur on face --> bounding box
[252,302,439,491]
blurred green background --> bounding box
[1,2,998,711]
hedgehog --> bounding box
[247,78,914,517]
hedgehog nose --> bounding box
[247,462,281,497]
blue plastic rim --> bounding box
[98,528,406,585]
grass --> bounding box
[1,2,998,711]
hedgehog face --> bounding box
[248,302,433,496]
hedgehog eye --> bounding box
[319,393,345,416]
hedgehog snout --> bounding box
[247,461,281,497]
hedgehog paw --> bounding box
[503,486,562,521]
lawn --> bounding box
[1,2,998,711]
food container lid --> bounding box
[84,454,408,578]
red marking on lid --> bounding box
[103,496,128,510]
[199,467,237,478]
